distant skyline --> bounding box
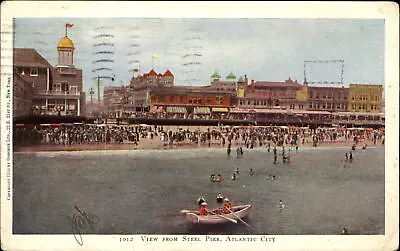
[14,18,384,99]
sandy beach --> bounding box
[13,136,382,153]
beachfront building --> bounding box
[13,33,85,117]
[237,77,303,109]
[307,86,349,112]
[13,71,33,117]
[127,69,175,111]
[347,84,383,113]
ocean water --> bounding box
[13,146,384,235]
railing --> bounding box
[34,90,81,96]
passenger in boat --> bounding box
[210,174,216,182]
[216,192,224,203]
[349,152,353,161]
[231,172,236,181]
[223,198,232,214]
[236,167,240,174]
[199,202,210,216]
[197,196,206,206]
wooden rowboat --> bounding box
[184,204,252,224]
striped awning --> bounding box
[230,108,255,113]
[194,107,210,114]
[212,107,229,112]
[166,106,187,114]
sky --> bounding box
[13,18,384,99]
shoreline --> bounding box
[13,138,383,153]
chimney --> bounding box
[251,79,254,90]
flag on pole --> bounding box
[151,55,158,59]
[66,23,74,28]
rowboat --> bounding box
[184,204,252,224]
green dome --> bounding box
[237,76,244,82]
[226,72,236,79]
[211,70,221,79]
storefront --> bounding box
[193,107,211,119]
[211,107,229,119]
[166,106,187,119]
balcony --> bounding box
[58,67,77,75]
[33,90,81,99]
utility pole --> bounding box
[89,87,95,115]
[97,76,101,105]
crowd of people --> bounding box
[14,124,385,150]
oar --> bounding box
[210,211,237,223]
[180,209,195,214]
[227,208,251,227]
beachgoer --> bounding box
[279,200,285,209]
[223,198,232,214]
[216,192,224,203]
[345,152,348,161]
[249,168,255,176]
[349,152,353,161]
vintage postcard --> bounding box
[1,1,399,251]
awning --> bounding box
[212,107,229,112]
[166,106,187,114]
[194,107,210,114]
[230,108,255,113]
[254,109,285,114]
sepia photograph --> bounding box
[1,2,398,251]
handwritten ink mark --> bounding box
[65,204,100,246]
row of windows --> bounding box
[153,96,224,105]
[16,67,39,76]
[309,92,347,100]
[351,95,380,101]
[309,102,347,110]
[351,104,379,110]
[239,99,277,106]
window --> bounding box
[198,98,202,104]
[70,86,78,94]
[206,97,211,104]
[30,68,38,76]
[160,96,165,102]
[189,98,193,104]
[216,96,224,105]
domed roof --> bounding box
[211,70,221,79]
[226,72,236,79]
[57,36,74,49]
[237,76,244,82]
